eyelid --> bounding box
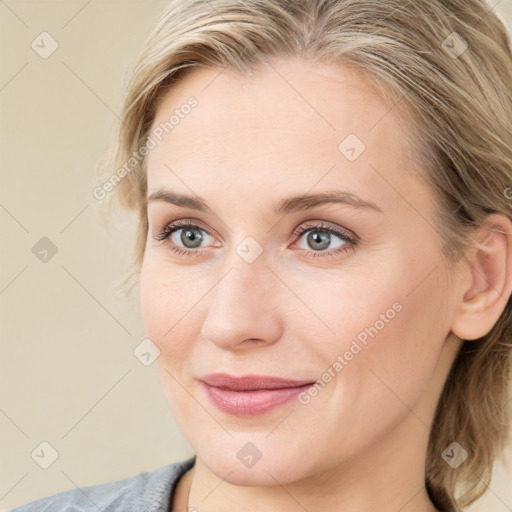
[153,218,218,240]
[291,220,358,244]
[154,218,356,242]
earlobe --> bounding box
[451,214,512,341]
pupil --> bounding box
[181,228,203,248]
[308,231,330,250]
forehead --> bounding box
[145,58,421,210]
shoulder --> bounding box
[7,456,196,512]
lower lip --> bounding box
[201,382,314,416]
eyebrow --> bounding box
[146,189,383,215]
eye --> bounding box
[153,219,358,259]
[291,221,357,258]
[153,220,215,256]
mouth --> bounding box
[199,373,317,416]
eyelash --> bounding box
[153,220,358,259]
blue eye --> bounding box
[153,220,358,258]
[291,222,357,258]
[154,221,214,256]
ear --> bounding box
[451,213,512,341]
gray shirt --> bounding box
[7,456,196,512]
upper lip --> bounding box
[200,373,316,391]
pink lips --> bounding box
[200,373,316,416]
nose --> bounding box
[199,253,283,351]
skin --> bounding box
[140,57,512,512]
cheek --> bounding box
[285,263,401,355]
[308,254,450,393]
[334,270,449,414]
[297,270,449,459]
[139,257,204,421]
[139,254,203,356]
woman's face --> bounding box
[141,58,463,487]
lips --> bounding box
[199,373,316,416]
[200,373,315,390]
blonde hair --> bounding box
[96,0,512,509]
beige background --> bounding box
[1,1,512,510]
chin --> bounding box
[198,441,312,487]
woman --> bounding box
[11,0,512,511]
